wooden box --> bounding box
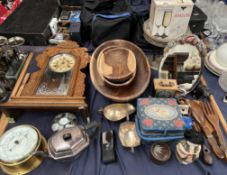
[154,79,178,98]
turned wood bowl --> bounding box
[97,46,136,86]
[90,39,151,102]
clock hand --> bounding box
[9,140,20,151]
[8,133,28,151]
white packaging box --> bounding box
[148,0,194,41]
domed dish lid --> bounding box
[48,126,89,160]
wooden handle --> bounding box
[201,76,227,135]
[0,112,9,136]
[16,73,30,97]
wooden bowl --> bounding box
[97,46,136,84]
[101,72,136,87]
[97,57,136,87]
[90,39,151,102]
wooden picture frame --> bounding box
[0,41,90,110]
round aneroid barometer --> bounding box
[0,125,47,175]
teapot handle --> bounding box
[84,121,102,139]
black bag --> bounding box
[80,0,116,41]
[60,0,86,6]
[80,0,133,45]
[91,12,132,46]
[126,0,150,16]
[132,15,155,50]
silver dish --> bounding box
[118,121,140,152]
[99,103,135,121]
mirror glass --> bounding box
[159,35,205,96]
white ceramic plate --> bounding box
[204,52,221,76]
[209,50,227,72]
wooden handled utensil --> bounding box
[202,101,227,161]
[201,76,227,135]
[189,100,224,159]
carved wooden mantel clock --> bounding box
[1,41,90,110]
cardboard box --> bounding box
[148,0,194,41]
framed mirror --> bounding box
[159,35,206,96]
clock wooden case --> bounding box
[1,41,90,110]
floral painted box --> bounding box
[137,98,185,134]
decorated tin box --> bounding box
[136,98,186,138]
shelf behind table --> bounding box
[0,46,227,175]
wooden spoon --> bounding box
[189,100,224,159]
[202,101,227,161]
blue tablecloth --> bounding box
[1,45,227,175]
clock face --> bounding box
[49,53,76,73]
[144,104,178,120]
[0,125,39,163]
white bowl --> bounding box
[216,43,227,68]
